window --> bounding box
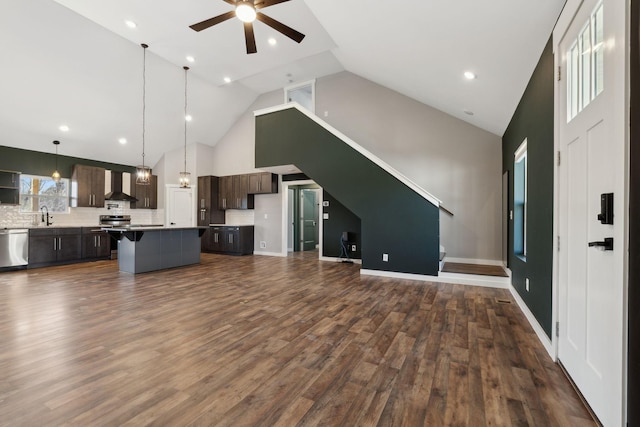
[284,80,315,113]
[20,175,69,213]
[514,139,527,258]
[567,1,604,121]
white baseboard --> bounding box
[437,271,511,289]
[509,284,555,360]
[360,269,510,289]
[443,257,504,266]
[253,251,287,257]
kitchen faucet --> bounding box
[40,206,53,226]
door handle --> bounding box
[588,237,613,251]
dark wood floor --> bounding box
[0,253,594,426]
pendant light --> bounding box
[51,140,61,182]
[136,43,151,185]
[179,66,191,188]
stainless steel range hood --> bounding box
[105,171,137,202]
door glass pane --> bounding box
[566,1,604,122]
[593,4,604,97]
[580,25,592,110]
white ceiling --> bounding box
[0,0,565,168]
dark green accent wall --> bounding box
[502,37,554,338]
[0,145,136,178]
[322,190,361,259]
[256,108,439,275]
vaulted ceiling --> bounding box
[0,0,565,167]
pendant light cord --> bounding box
[142,43,148,170]
[184,66,189,174]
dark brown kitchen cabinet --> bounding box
[71,165,106,207]
[0,169,20,205]
[81,227,110,259]
[198,176,225,252]
[28,228,82,267]
[205,225,253,255]
[218,174,254,210]
[130,174,157,209]
[248,172,278,194]
[197,176,225,226]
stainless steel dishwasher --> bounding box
[0,228,29,268]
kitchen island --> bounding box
[103,226,207,273]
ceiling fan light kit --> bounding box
[189,0,305,54]
[235,1,257,23]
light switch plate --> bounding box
[323,213,329,220]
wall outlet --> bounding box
[525,278,530,292]
[351,244,356,252]
[264,213,268,219]
[382,253,389,262]
[322,201,329,207]
[260,241,266,249]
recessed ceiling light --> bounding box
[125,20,137,29]
[186,55,195,63]
[268,38,277,46]
[224,77,231,84]
[59,125,69,132]
[185,114,193,122]
[118,138,127,145]
[464,71,477,80]
[463,109,474,116]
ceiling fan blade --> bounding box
[255,13,305,43]
[222,0,236,4]
[189,10,236,32]
[244,22,257,54]
[255,0,291,10]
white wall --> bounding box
[209,71,502,261]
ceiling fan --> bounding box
[189,0,306,54]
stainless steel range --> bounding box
[99,215,131,227]
[99,215,131,259]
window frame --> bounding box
[514,139,528,260]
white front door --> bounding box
[166,186,195,227]
[557,0,626,425]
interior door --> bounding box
[301,189,317,251]
[557,0,625,425]
[167,187,194,227]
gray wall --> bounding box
[209,71,502,261]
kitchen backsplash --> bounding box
[224,209,255,225]
[0,203,165,228]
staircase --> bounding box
[255,104,441,276]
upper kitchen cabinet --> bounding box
[0,169,20,205]
[71,165,105,207]
[197,176,225,226]
[219,175,253,210]
[130,174,157,209]
[248,172,278,194]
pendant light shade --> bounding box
[179,66,191,188]
[136,43,151,185]
[51,140,61,182]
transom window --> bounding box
[567,1,604,121]
[20,175,69,213]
